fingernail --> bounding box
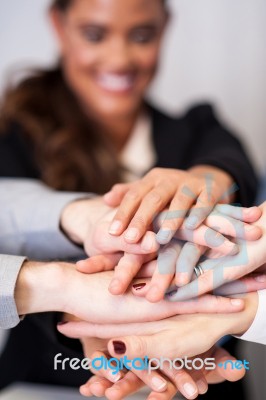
[230,299,243,306]
[113,341,126,354]
[183,382,197,397]
[254,275,266,283]
[196,379,208,394]
[109,220,122,235]
[125,227,139,241]
[132,283,146,290]
[156,229,171,244]
[141,233,155,252]
[151,376,167,391]
[57,321,67,325]
[186,216,198,229]
[108,371,121,382]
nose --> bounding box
[105,38,133,70]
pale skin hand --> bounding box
[77,346,245,400]
[168,202,266,302]
[57,292,258,361]
[104,166,236,243]
[77,204,262,302]
[14,264,245,322]
[85,205,262,301]
[75,337,208,400]
[60,197,160,256]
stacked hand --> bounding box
[58,167,266,400]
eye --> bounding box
[81,27,106,43]
[130,27,158,44]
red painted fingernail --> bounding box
[132,283,146,290]
[113,341,126,354]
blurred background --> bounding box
[0,0,265,399]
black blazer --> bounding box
[0,103,257,390]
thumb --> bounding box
[108,333,177,360]
[76,254,122,273]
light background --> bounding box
[0,0,265,173]
[0,1,266,399]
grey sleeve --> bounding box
[0,179,88,260]
[0,254,26,329]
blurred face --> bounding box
[50,0,167,120]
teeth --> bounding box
[97,74,134,92]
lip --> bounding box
[95,72,136,94]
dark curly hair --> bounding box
[0,0,167,193]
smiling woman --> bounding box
[0,0,168,194]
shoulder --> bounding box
[149,102,217,126]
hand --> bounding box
[168,202,266,302]
[79,338,208,399]
[104,166,235,243]
[60,197,159,256]
[78,346,244,400]
[57,292,258,360]
[77,202,262,301]
[15,262,244,323]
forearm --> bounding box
[14,261,73,316]
[0,179,87,259]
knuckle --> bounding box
[132,336,147,356]
[131,214,148,228]
[146,191,163,206]
[124,189,141,202]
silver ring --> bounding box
[194,265,204,278]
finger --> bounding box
[136,259,157,278]
[131,365,168,393]
[176,224,239,256]
[96,228,159,254]
[108,183,153,236]
[215,204,262,223]
[58,320,156,340]
[205,212,262,241]
[166,255,240,301]
[104,183,132,207]
[175,243,206,286]
[146,241,182,302]
[160,363,201,399]
[105,370,145,400]
[124,187,174,244]
[156,188,197,245]
[215,273,266,296]
[185,188,219,229]
[90,350,123,384]
[109,333,169,361]
[77,254,123,273]
[206,347,246,384]
[57,295,244,339]
[109,254,145,295]
[80,375,113,398]
[146,383,178,400]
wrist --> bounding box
[15,261,72,316]
[60,197,111,246]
